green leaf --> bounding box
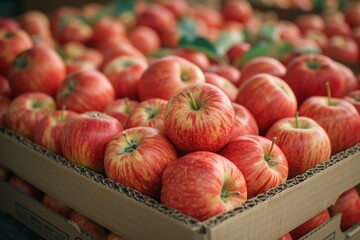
[114,0,135,17]
[147,48,173,58]
[178,17,197,42]
[312,0,327,11]
[215,31,244,56]
[258,24,279,43]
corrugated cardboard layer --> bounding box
[0,127,359,240]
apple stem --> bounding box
[295,112,299,129]
[326,81,332,106]
[264,137,277,163]
[60,105,66,122]
[145,106,157,120]
[121,131,131,145]
[120,131,137,153]
[124,97,131,115]
[187,91,199,110]
[221,190,241,201]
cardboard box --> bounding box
[0,180,94,240]
[0,126,360,240]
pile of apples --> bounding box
[1,0,360,239]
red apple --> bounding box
[284,54,344,104]
[81,3,104,19]
[0,16,19,31]
[33,109,78,155]
[42,194,72,218]
[56,70,115,113]
[173,49,210,71]
[50,6,80,35]
[0,75,11,97]
[8,43,66,97]
[205,64,241,87]
[204,72,238,102]
[62,42,103,66]
[219,135,288,199]
[304,30,328,51]
[295,14,324,34]
[231,103,259,139]
[330,187,360,231]
[193,4,223,29]
[164,83,235,152]
[5,92,57,140]
[126,98,168,134]
[61,112,122,173]
[156,0,188,18]
[0,29,32,75]
[344,3,360,28]
[221,0,253,24]
[129,26,161,55]
[103,98,139,128]
[337,63,359,96]
[69,211,108,240]
[344,90,360,114]
[64,58,98,74]
[290,210,331,240]
[226,42,251,66]
[8,175,43,200]
[235,74,297,135]
[324,19,351,38]
[324,35,359,65]
[103,56,148,100]
[161,151,247,221]
[298,95,360,155]
[92,16,126,49]
[104,126,177,199]
[238,56,286,88]
[265,115,331,178]
[138,55,205,101]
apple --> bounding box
[107,232,124,240]
[42,194,72,218]
[0,95,10,126]
[219,135,288,199]
[277,21,302,46]
[138,55,205,101]
[290,210,331,240]
[156,0,188,18]
[235,74,297,135]
[283,54,344,104]
[0,166,9,180]
[324,35,359,65]
[136,4,176,34]
[103,98,139,128]
[0,28,32,75]
[104,126,177,199]
[337,63,359,96]
[164,83,235,152]
[50,6,80,36]
[69,211,108,240]
[192,4,223,29]
[56,70,115,113]
[304,30,328,51]
[103,56,148,100]
[329,187,360,231]
[324,18,351,38]
[238,56,286,88]
[0,75,11,97]
[205,64,241,87]
[8,43,66,97]
[92,16,126,49]
[298,90,360,155]
[204,72,238,102]
[5,92,57,140]
[295,14,324,34]
[64,58,98,74]
[226,42,251,66]
[173,49,210,71]
[61,112,122,173]
[129,26,161,55]
[81,3,104,19]
[231,103,259,139]
[0,16,19,31]
[221,0,253,24]
[344,90,360,114]
[33,109,78,155]
[126,98,168,134]
[161,151,247,221]
[265,115,331,178]
[344,2,360,28]
[62,42,103,67]
[8,174,43,200]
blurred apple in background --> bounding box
[299,87,360,154]
[304,30,328,51]
[337,63,359,96]
[56,70,115,113]
[226,42,251,66]
[138,56,205,101]
[231,103,259,139]
[221,0,253,24]
[205,64,241,87]
[295,14,324,34]
[42,194,72,218]
[104,126,177,200]
[265,115,331,178]
[238,57,286,88]
[34,109,78,155]
[173,49,210,71]
[0,76,12,98]
[164,83,235,152]
[344,90,360,114]
[69,211,108,240]
[0,16,19,31]
[204,72,238,102]
[235,74,297,135]
[219,135,288,199]
[5,92,56,140]
[91,16,126,50]
[8,43,66,97]
[61,112,122,173]
[161,151,247,221]
[290,209,331,240]
[0,29,32,76]
[129,26,161,55]
[8,174,43,200]
[103,56,148,100]
[104,98,139,128]
[329,187,360,231]
[324,35,359,65]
